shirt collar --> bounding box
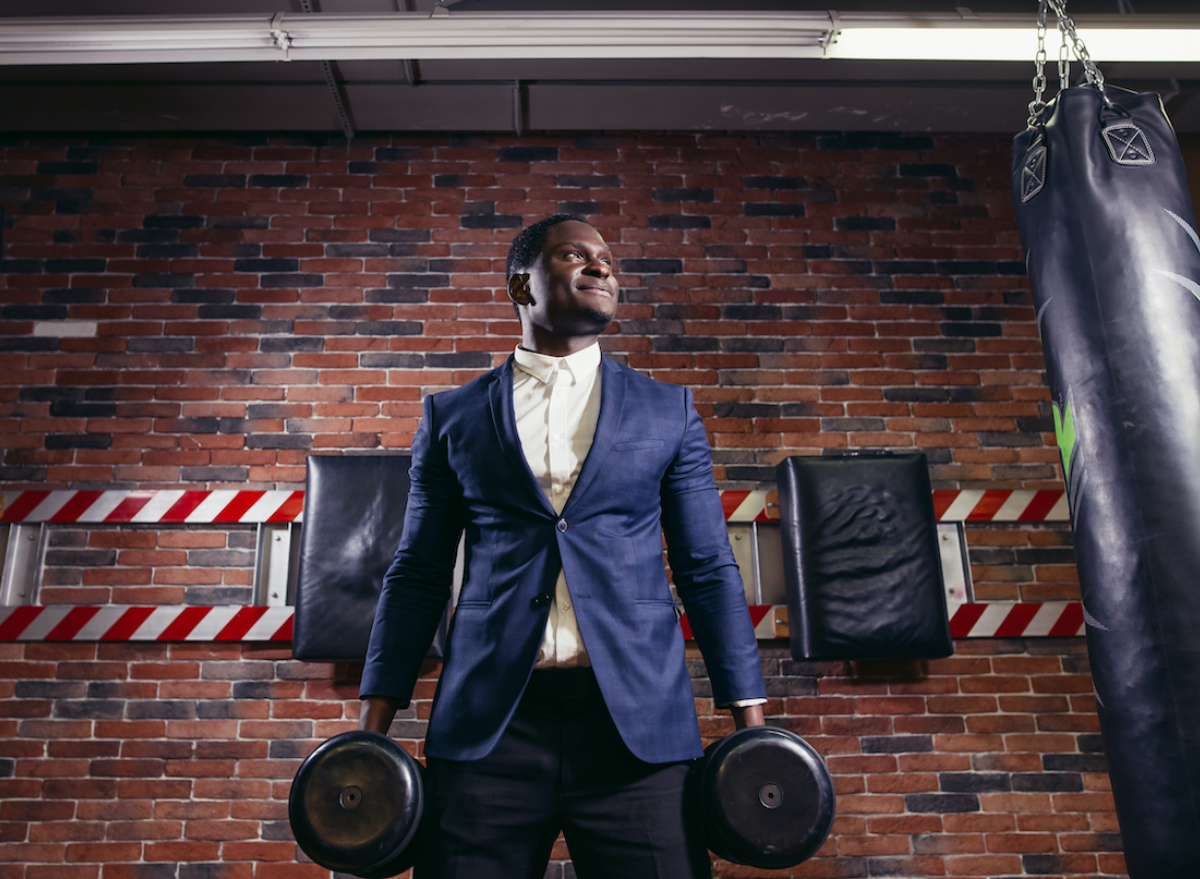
[513,342,601,386]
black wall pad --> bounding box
[293,454,448,662]
[776,453,952,662]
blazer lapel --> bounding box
[488,356,557,516]
[564,354,626,512]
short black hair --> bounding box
[506,214,589,281]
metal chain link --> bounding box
[1047,0,1112,108]
[1027,0,1049,129]
[1057,0,1071,90]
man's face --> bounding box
[513,220,619,342]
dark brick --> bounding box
[186,587,253,605]
[260,337,322,353]
[653,188,713,202]
[619,259,682,275]
[15,681,87,699]
[261,273,324,288]
[136,244,200,259]
[979,431,1042,447]
[197,305,262,320]
[1042,753,1108,773]
[648,215,711,229]
[164,418,220,434]
[53,700,125,720]
[249,174,308,188]
[45,434,112,450]
[325,244,389,258]
[835,217,896,231]
[940,322,1003,337]
[557,174,621,188]
[49,401,117,417]
[211,215,269,229]
[387,273,449,289]
[742,175,806,189]
[375,147,421,161]
[1012,772,1083,792]
[360,353,425,368]
[127,700,196,719]
[0,337,59,351]
[497,147,558,162]
[0,259,43,272]
[936,260,997,275]
[461,213,523,229]
[874,260,936,275]
[235,258,299,273]
[170,289,236,304]
[183,174,246,188]
[181,466,250,482]
[743,204,805,217]
[881,290,944,305]
[712,403,780,418]
[44,258,106,273]
[905,793,979,813]
[245,434,313,450]
[424,352,493,369]
[36,160,98,175]
[368,229,431,243]
[348,161,382,174]
[939,772,1011,793]
[3,304,68,320]
[117,228,181,243]
[356,321,422,336]
[862,735,933,754]
[144,215,205,229]
[721,337,783,352]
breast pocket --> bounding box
[612,439,665,451]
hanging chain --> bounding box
[1056,0,1071,89]
[1027,0,1049,129]
[1046,0,1113,108]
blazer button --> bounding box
[556,518,568,533]
[531,593,552,608]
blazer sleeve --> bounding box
[660,387,767,706]
[359,393,464,707]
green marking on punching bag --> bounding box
[1053,399,1077,485]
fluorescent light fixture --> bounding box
[0,11,1195,65]
[829,26,1200,63]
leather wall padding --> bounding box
[776,453,952,662]
[292,454,446,662]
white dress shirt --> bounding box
[512,342,602,668]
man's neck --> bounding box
[520,329,601,358]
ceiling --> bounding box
[0,0,1196,134]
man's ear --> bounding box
[507,273,533,307]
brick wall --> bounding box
[0,132,1123,877]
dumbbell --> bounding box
[695,726,836,869]
[288,730,423,878]
[289,724,835,875]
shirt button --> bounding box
[531,593,552,608]
[556,518,568,533]
[562,601,571,611]
[553,484,564,494]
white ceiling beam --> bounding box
[0,12,1196,66]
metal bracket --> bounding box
[0,523,48,606]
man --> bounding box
[358,215,767,879]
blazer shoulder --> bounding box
[428,360,508,409]
[605,355,689,403]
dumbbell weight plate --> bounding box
[289,730,423,877]
[698,726,835,869]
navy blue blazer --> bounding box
[360,353,766,763]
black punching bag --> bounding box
[1013,83,1200,877]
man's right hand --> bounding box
[358,696,400,735]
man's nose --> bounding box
[585,258,610,277]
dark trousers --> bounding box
[414,668,711,879]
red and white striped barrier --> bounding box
[0,604,293,642]
[932,489,1068,522]
[948,600,1084,638]
[0,490,304,525]
[0,602,1083,642]
[2,488,1069,524]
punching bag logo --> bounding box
[1020,141,1047,203]
[1052,398,1083,519]
[1100,122,1155,166]
[1155,209,1200,302]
